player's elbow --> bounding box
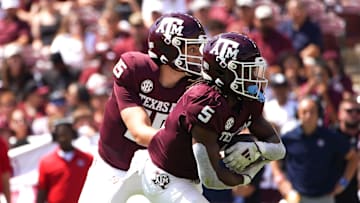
[132,133,151,147]
[131,127,158,147]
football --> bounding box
[223,133,261,171]
[228,133,256,146]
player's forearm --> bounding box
[133,126,159,147]
[249,116,280,143]
[255,141,286,161]
[192,143,244,189]
[342,149,358,182]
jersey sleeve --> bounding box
[181,88,225,134]
[112,53,136,87]
[112,52,143,110]
[113,82,142,111]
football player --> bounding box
[78,13,207,203]
[119,33,286,202]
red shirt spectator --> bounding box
[249,30,293,66]
[0,8,30,46]
[0,137,12,203]
[249,4,294,66]
[208,0,237,26]
[112,12,149,60]
[37,147,93,203]
[226,0,255,35]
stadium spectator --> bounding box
[249,4,293,66]
[64,82,91,113]
[277,52,307,99]
[209,0,237,26]
[206,19,227,38]
[323,50,355,101]
[0,0,31,46]
[0,44,34,101]
[0,90,17,128]
[189,0,212,33]
[85,73,110,128]
[30,0,62,53]
[141,0,163,28]
[50,11,94,71]
[112,12,148,60]
[0,136,12,203]
[42,52,78,91]
[142,0,186,26]
[36,119,93,203]
[227,0,255,35]
[72,106,99,156]
[334,98,360,203]
[95,7,121,49]
[298,59,340,126]
[278,0,323,58]
[17,81,49,124]
[31,89,67,135]
[8,109,31,148]
[77,49,116,85]
[107,0,140,21]
[262,73,298,203]
[263,73,298,135]
[271,97,358,203]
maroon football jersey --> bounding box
[98,52,191,170]
[148,82,264,180]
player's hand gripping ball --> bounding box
[222,133,262,173]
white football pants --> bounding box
[78,151,146,203]
[131,149,209,203]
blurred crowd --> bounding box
[0,0,359,202]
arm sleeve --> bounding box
[182,93,224,134]
[113,83,142,111]
[112,53,143,111]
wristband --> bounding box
[339,177,349,188]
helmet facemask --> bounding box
[172,35,207,76]
[228,57,268,102]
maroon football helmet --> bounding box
[148,13,207,76]
[202,33,268,102]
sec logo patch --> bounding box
[141,79,154,93]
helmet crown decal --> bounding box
[155,17,184,44]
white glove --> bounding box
[223,142,262,172]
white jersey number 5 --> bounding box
[198,105,215,123]
[113,59,127,78]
